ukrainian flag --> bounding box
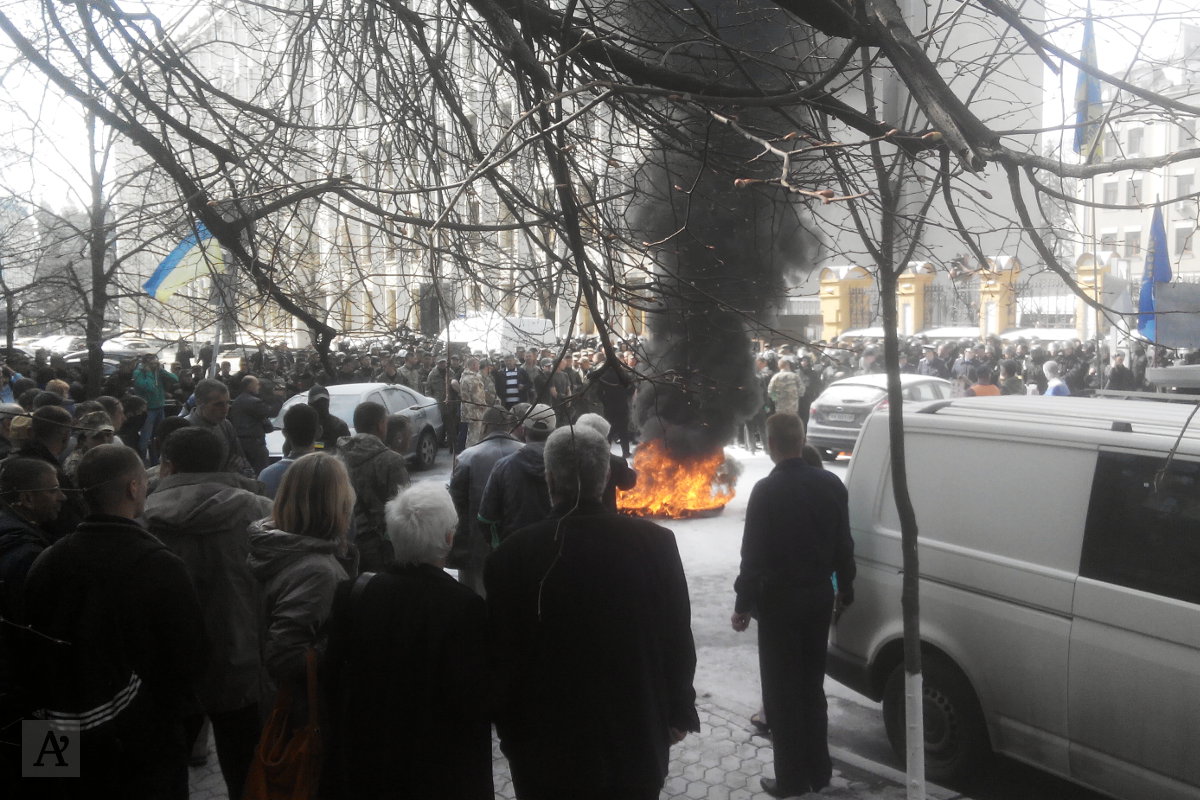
[143,222,225,302]
[1073,14,1103,162]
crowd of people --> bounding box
[0,332,697,800]
[747,334,1188,426]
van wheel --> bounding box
[882,654,989,786]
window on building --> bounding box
[1174,226,1194,256]
[1103,128,1119,158]
[1178,118,1197,148]
[467,198,481,250]
[1099,232,1118,251]
[498,208,515,254]
[1081,453,1200,605]
[1127,176,1143,204]
[1101,181,1118,205]
[1126,127,1144,156]
[1123,231,1141,257]
[1176,172,1195,200]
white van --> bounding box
[828,395,1200,799]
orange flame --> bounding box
[618,440,735,518]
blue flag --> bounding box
[1073,15,1103,161]
[1137,207,1172,341]
[143,222,225,302]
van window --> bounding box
[1081,453,1200,605]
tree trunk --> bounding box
[878,237,926,800]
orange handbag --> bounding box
[243,648,323,800]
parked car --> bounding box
[29,334,87,354]
[60,351,122,376]
[805,373,952,458]
[267,382,443,470]
[828,395,1200,799]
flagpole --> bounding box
[1088,179,1105,390]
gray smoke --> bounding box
[619,1,823,458]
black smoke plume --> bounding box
[619,1,823,458]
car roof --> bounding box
[320,382,391,394]
[827,373,950,390]
[891,395,1200,454]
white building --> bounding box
[1081,24,1200,283]
[114,0,639,346]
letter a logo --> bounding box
[22,720,79,776]
[34,730,69,767]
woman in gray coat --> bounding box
[247,453,358,696]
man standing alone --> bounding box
[731,413,855,798]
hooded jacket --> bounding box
[337,433,409,545]
[477,442,552,545]
[0,508,49,622]
[0,508,50,702]
[143,472,273,712]
[247,521,352,689]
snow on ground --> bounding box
[419,441,874,717]
[652,445,872,716]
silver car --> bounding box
[268,382,443,469]
[806,373,952,458]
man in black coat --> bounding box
[229,375,274,473]
[485,424,700,800]
[20,444,206,798]
[731,413,856,798]
[17,405,84,542]
[0,457,64,773]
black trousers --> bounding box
[758,581,835,795]
[186,704,260,800]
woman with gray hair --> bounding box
[324,482,492,800]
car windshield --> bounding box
[820,384,887,405]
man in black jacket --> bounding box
[485,424,699,800]
[731,413,855,798]
[230,375,273,473]
[186,378,254,477]
[339,401,409,571]
[21,444,205,798]
[0,458,63,623]
[17,405,83,542]
[0,457,64,769]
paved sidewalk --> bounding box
[189,699,966,800]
